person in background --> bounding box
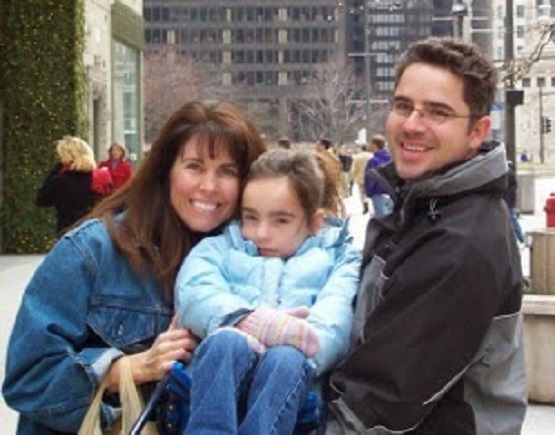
[315,137,343,207]
[506,158,525,244]
[99,142,133,189]
[350,144,373,214]
[3,101,267,435]
[175,148,360,434]
[327,37,527,434]
[338,144,354,197]
[36,135,113,236]
[363,134,394,217]
[277,136,292,149]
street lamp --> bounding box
[451,0,468,40]
[347,51,376,142]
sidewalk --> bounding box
[1,176,555,433]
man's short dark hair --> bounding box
[395,37,497,119]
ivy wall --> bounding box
[0,0,87,253]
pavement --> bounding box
[1,177,555,433]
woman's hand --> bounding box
[107,316,198,390]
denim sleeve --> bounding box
[2,235,124,433]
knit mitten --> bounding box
[237,307,319,357]
[210,327,267,354]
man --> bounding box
[328,37,527,434]
[350,144,373,213]
[364,134,393,217]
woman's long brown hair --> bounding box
[88,101,266,298]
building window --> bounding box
[537,77,546,87]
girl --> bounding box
[175,148,361,434]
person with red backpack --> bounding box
[36,135,113,236]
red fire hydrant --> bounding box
[545,193,555,227]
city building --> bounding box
[493,0,555,164]
[85,0,145,163]
[143,1,345,140]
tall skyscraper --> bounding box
[144,1,345,140]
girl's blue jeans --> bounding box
[185,329,313,435]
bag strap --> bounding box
[78,356,151,435]
[78,371,108,435]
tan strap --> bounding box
[78,356,156,435]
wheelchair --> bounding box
[130,361,326,434]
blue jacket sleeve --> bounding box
[2,237,123,433]
[175,235,255,338]
[307,237,361,375]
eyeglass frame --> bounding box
[389,97,483,125]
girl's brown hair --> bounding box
[89,101,266,297]
[247,148,344,219]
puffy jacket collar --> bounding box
[374,141,508,230]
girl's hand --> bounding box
[112,316,198,388]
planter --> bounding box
[523,294,555,403]
[530,229,555,295]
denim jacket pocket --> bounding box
[88,296,170,352]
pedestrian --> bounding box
[2,101,267,434]
[174,148,361,434]
[36,135,113,236]
[350,144,373,214]
[327,37,527,434]
[277,136,292,149]
[315,138,344,210]
[338,144,354,197]
[363,134,394,217]
[98,142,133,189]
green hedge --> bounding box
[0,0,87,253]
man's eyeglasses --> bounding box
[390,99,478,125]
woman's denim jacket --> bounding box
[2,219,173,434]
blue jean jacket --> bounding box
[2,219,173,434]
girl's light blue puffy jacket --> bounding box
[176,219,361,375]
[2,219,173,434]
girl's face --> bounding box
[241,177,322,259]
[169,138,241,233]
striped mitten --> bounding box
[210,327,267,354]
[237,307,319,357]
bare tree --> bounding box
[143,46,226,143]
[503,20,555,83]
[293,56,364,145]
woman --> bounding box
[2,101,267,434]
[98,142,133,189]
[36,136,113,235]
